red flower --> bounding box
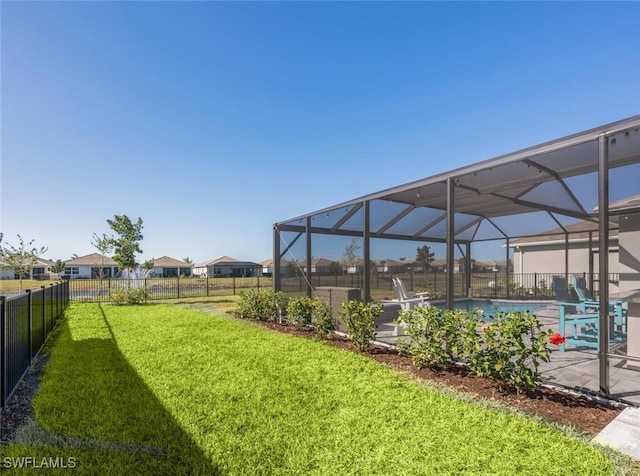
[550,333,566,345]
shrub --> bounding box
[395,307,552,393]
[286,297,314,330]
[109,286,150,305]
[339,300,381,351]
[312,299,335,337]
[109,289,127,305]
[236,289,287,321]
[396,306,473,371]
[466,311,552,394]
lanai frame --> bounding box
[274,115,640,397]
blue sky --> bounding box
[2,1,639,265]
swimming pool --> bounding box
[433,299,552,315]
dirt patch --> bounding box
[0,353,49,443]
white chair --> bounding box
[391,277,430,311]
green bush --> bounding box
[396,307,552,393]
[286,297,314,330]
[466,311,552,394]
[396,307,473,371]
[312,299,335,337]
[109,286,150,305]
[236,289,287,321]
[339,300,381,351]
[109,289,127,305]
[285,297,335,334]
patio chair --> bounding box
[391,277,430,311]
[552,275,624,351]
[571,274,626,331]
[382,277,430,336]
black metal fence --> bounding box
[65,272,619,302]
[1,281,70,410]
[68,276,270,302]
[281,271,620,301]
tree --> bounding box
[329,260,342,276]
[415,244,435,279]
[343,238,361,272]
[91,232,115,279]
[142,258,155,276]
[106,215,144,275]
[183,257,193,264]
[50,259,66,275]
[0,234,48,293]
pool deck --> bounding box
[375,303,640,407]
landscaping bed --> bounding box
[250,320,621,436]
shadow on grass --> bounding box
[25,304,221,475]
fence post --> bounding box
[233,276,236,295]
[50,284,55,325]
[206,276,209,297]
[27,289,34,363]
[1,295,6,408]
[40,286,46,342]
[177,276,180,299]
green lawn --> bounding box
[0,303,630,475]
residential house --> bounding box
[192,256,261,278]
[0,257,55,279]
[474,259,510,273]
[374,259,410,274]
[339,257,365,274]
[63,253,119,279]
[147,256,192,277]
[298,258,335,275]
[259,258,291,277]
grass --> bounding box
[0,302,630,475]
[0,279,60,294]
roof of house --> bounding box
[65,253,118,266]
[510,220,619,246]
[152,256,192,267]
[194,256,259,268]
[35,258,55,266]
[260,259,292,268]
[194,256,238,267]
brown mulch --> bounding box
[253,320,623,436]
[0,320,622,445]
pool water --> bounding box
[434,299,551,316]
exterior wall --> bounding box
[619,213,640,368]
[192,266,207,277]
[0,269,15,279]
[619,213,640,292]
[152,267,192,277]
[207,264,259,277]
[514,242,620,275]
[63,265,117,279]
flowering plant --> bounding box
[549,333,566,345]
